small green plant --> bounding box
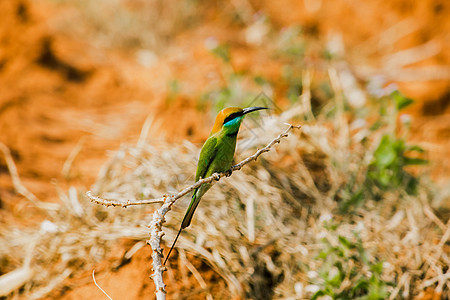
[390,90,414,111]
[367,90,427,196]
[339,89,427,210]
[367,134,427,195]
[311,226,392,299]
[210,42,231,63]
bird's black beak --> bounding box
[242,107,269,115]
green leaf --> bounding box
[328,273,343,288]
[211,43,230,63]
[334,262,346,280]
[373,135,396,167]
[377,169,392,188]
[370,262,383,275]
[352,279,369,294]
[404,157,428,166]
[390,90,414,110]
[339,189,365,212]
[317,251,328,259]
[253,76,268,86]
[392,138,405,152]
[338,236,352,249]
[311,290,326,300]
[369,120,383,131]
[407,145,425,153]
[369,273,380,285]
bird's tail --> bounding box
[164,184,212,264]
[164,226,182,265]
[164,191,199,265]
[181,191,201,229]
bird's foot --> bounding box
[224,169,233,177]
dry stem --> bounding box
[87,124,300,299]
[86,124,300,208]
[0,142,59,211]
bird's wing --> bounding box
[195,135,218,181]
[180,136,218,229]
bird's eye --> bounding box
[223,112,241,124]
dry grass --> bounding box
[47,0,199,53]
[1,74,448,298]
[1,1,448,299]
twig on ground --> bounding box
[62,136,86,179]
[92,270,112,300]
[0,142,59,211]
[88,124,300,299]
[179,249,213,300]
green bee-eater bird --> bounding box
[164,106,268,264]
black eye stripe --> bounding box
[223,112,242,124]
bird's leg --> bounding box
[224,169,233,177]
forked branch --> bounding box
[87,124,301,299]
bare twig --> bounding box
[0,142,59,211]
[87,124,301,208]
[86,191,164,207]
[62,136,86,178]
[179,249,213,300]
[88,124,300,299]
[420,270,450,289]
[424,205,447,232]
[148,124,300,299]
[92,270,112,300]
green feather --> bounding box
[164,108,266,264]
[181,120,241,228]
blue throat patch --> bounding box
[223,115,243,132]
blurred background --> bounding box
[0,0,449,299]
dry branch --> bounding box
[86,124,300,208]
[0,142,59,211]
[87,124,300,299]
